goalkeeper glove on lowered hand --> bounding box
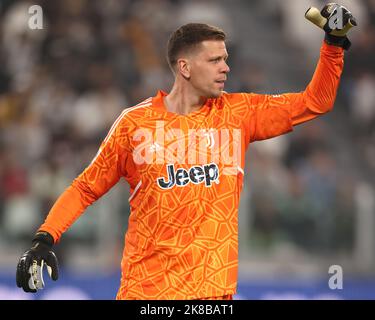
[16,231,59,292]
[305,3,357,50]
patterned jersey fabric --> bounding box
[39,42,344,299]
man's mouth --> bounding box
[215,80,226,86]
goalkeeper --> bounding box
[16,3,356,299]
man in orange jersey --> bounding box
[16,4,357,299]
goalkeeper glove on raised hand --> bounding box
[16,231,59,292]
[305,3,357,50]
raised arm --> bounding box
[236,3,357,144]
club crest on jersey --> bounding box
[157,163,219,189]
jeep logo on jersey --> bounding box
[157,163,219,189]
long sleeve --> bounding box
[237,41,344,144]
[38,115,130,243]
[288,41,344,125]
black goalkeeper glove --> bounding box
[305,3,358,50]
[16,231,59,292]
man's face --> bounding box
[181,40,230,98]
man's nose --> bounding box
[222,61,230,73]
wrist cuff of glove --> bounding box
[324,33,351,50]
[32,231,54,248]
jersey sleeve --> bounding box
[38,112,131,243]
[237,41,344,145]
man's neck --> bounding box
[164,84,206,115]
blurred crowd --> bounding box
[0,0,374,272]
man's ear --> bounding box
[177,58,191,79]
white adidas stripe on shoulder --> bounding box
[103,98,152,144]
[89,98,152,165]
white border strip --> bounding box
[128,180,142,202]
[104,98,152,144]
[90,100,152,165]
[237,166,244,175]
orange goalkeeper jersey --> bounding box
[39,42,344,299]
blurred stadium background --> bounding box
[0,0,374,300]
